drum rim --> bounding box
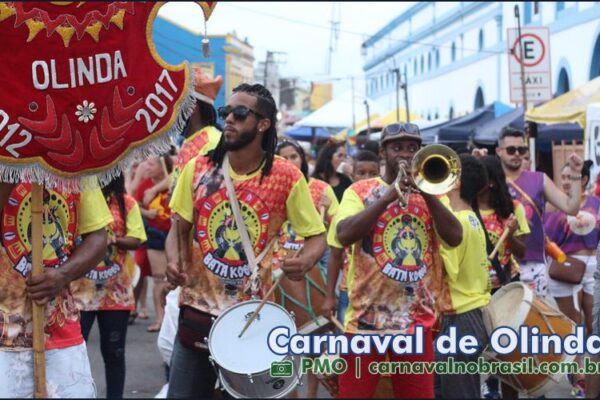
[217,358,301,399]
[208,299,297,374]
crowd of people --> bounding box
[2,67,600,400]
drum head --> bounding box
[209,300,296,375]
[487,282,532,331]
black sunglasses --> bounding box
[218,105,264,121]
[503,146,529,156]
[384,122,420,135]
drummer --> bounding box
[475,155,529,400]
[273,138,338,399]
[274,138,338,274]
[434,154,491,399]
[329,123,462,398]
[544,160,599,398]
[164,83,326,399]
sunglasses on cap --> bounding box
[217,105,264,121]
[384,122,420,135]
[502,146,529,156]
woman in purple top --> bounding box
[545,160,598,397]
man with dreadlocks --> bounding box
[165,83,327,398]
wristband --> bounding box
[569,175,582,181]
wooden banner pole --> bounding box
[31,183,46,398]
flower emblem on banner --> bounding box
[75,100,96,123]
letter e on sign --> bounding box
[507,27,552,103]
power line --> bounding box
[221,3,507,56]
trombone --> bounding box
[395,144,461,207]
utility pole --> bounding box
[263,50,272,86]
[514,6,528,111]
[390,68,410,123]
[403,69,410,123]
[364,100,371,134]
[326,3,341,75]
[515,5,534,170]
[390,68,400,122]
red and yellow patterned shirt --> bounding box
[0,184,112,350]
[170,155,326,316]
[328,177,445,334]
[72,194,147,311]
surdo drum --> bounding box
[208,300,301,398]
[482,282,576,397]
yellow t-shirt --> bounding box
[327,177,445,333]
[274,178,338,258]
[72,194,147,312]
[480,201,530,288]
[0,183,112,350]
[170,126,221,194]
[439,208,491,315]
[170,154,326,316]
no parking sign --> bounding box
[508,27,552,104]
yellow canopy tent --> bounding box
[333,113,381,141]
[525,76,600,128]
[374,107,423,127]
[333,107,422,142]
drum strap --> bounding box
[222,154,275,296]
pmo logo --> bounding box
[270,361,293,378]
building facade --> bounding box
[152,16,254,109]
[362,2,600,121]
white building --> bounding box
[362,2,600,121]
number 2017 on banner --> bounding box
[136,69,179,134]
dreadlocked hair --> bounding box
[210,83,278,183]
[102,173,127,225]
[481,156,514,219]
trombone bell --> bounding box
[411,144,461,195]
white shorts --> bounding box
[548,254,595,298]
[0,342,95,398]
[519,261,548,299]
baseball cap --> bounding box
[380,123,422,145]
[192,67,223,105]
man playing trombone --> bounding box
[328,123,462,398]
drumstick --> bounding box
[319,205,326,221]
[488,226,511,261]
[329,316,345,332]
[238,248,303,338]
[175,218,183,274]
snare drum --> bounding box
[208,300,301,399]
[483,282,576,397]
[273,266,333,334]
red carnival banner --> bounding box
[0,1,216,191]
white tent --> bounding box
[293,90,385,130]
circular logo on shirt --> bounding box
[280,220,303,252]
[567,210,596,236]
[372,204,430,283]
[2,184,77,276]
[196,188,269,280]
[85,239,121,283]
